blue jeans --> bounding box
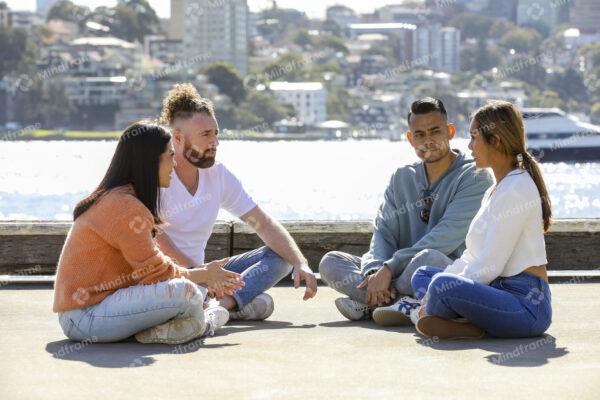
[411,266,553,338]
[223,246,293,310]
[58,277,208,342]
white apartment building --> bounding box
[268,82,327,126]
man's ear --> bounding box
[406,131,413,146]
[447,123,456,139]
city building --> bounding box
[413,25,461,73]
[10,11,41,32]
[0,2,11,27]
[178,0,249,75]
[571,0,600,33]
[144,35,184,65]
[517,0,559,31]
[169,0,184,40]
[268,82,327,126]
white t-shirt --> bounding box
[444,169,548,284]
[159,162,256,265]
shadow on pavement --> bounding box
[415,333,569,367]
[45,338,239,368]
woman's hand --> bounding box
[189,258,245,299]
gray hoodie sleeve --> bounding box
[382,170,493,277]
[360,173,401,276]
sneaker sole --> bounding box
[135,318,205,345]
[373,309,413,326]
[416,315,485,340]
[335,299,368,321]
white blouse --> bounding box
[444,169,548,284]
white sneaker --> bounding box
[203,305,230,336]
[135,317,206,345]
[334,297,373,321]
[229,293,274,321]
[373,296,420,326]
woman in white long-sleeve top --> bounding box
[410,100,553,339]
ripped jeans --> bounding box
[57,277,208,342]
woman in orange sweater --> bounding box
[53,122,244,345]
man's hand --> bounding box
[357,264,395,306]
[292,264,318,300]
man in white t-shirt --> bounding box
[155,83,318,321]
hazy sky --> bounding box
[4,0,406,19]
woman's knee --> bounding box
[165,277,205,306]
[427,273,466,300]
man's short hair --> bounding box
[407,97,447,125]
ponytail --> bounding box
[520,152,552,232]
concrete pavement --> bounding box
[0,283,599,400]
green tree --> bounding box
[0,26,32,79]
[449,13,494,41]
[292,29,313,49]
[315,34,348,54]
[460,38,501,72]
[548,68,588,102]
[499,28,543,54]
[263,53,306,82]
[46,0,89,22]
[241,91,293,127]
[326,86,358,122]
[529,90,564,109]
[321,19,343,37]
[202,62,246,104]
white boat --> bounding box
[522,108,600,162]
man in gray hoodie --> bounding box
[319,97,493,326]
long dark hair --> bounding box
[73,121,172,224]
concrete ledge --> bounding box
[1,219,599,275]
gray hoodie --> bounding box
[361,149,494,276]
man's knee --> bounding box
[408,249,450,270]
[318,251,347,280]
[262,247,293,275]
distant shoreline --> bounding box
[0,130,394,141]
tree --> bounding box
[529,90,564,109]
[0,26,33,79]
[46,0,89,23]
[460,38,501,72]
[88,0,161,43]
[315,34,348,54]
[292,29,313,49]
[499,28,543,54]
[241,91,293,127]
[326,86,358,122]
[202,62,246,104]
[449,13,494,41]
[548,67,588,102]
[263,53,306,82]
[321,19,343,37]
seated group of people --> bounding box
[53,84,553,344]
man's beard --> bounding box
[183,140,216,169]
[418,143,449,163]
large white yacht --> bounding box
[522,108,600,162]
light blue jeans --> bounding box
[411,254,552,338]
[223,246,293,310]
[58,277,208,342]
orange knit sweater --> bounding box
[53,185,190,312]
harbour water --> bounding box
[1,139,598,221]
